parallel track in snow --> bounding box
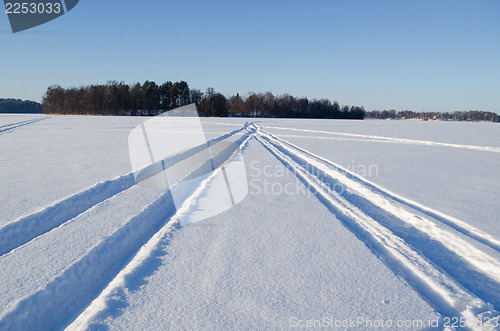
[0,117,47,135]
[0,126,246,258]
[254,124,500,330]
[0,125,251,330]
[66,133,254,331]
[261,125,500,153]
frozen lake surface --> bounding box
[0,114,499,330]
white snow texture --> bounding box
[0,114,499,330]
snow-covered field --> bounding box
[0,114,499,330]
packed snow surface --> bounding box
[0,114,499,330]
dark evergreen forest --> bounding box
[0,98,42,114]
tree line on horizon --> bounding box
[39,81,498,121]
[0,98,42,114]
[366,109,499,122]
[41,81,365,119]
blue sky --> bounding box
[1,0,499,113]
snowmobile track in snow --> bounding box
[255,124,500,329]
[66,133,254,331]
[261,125,500,153]
[0,126,246,258]
[0,126,252,331]
[0,117,48,135]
